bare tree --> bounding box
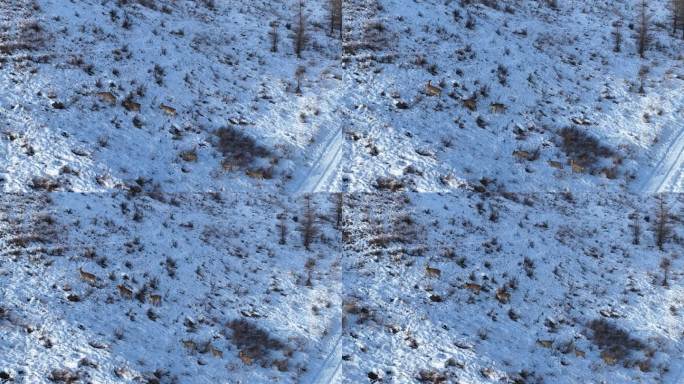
[654,196,671,251]
[300,196,317,250]
[329,0,343,39]
[333,192,344,229]
[637,0,649,58]
[277,212,287,245]
[660,257,671,286]
[638,65,649,94]
[295,66,305,95]
[294,1,306,58]
[630,212,641,245]
[269,21,279,53]
[613,19,623,52]
[675,0,684,38]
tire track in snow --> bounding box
[638,127,684,194]
[308,331,342,384]
[293,127,344,194]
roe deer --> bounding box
[160,104,177,116]
[570,159,584,173]
[490,102,506,113]
[425,80,442,96]
[79,267,97,284]
[117,284,133,299]
[210,346,223,358]
[239,351,253,365]
[462,97,477,111]
[149,294,161,306]
[495,287,510,304]
[512,150,532,160]
[425,265,441,278]
[463,283,482,294]
[95,92,116,104]
[548,160,563,169]
[122,99,141,112]
[182,340,196,350]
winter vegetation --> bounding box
[0,0,682,383]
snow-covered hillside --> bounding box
[342,0,684,193]
[1,0,683,383]
[1,0,345,193]
[342,192,683,383]
[1,192,342,383]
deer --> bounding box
[462,96,477,111]
[122,99,141,112]
[149,294,162,306]
[495,287,510,304]
[425,80,442,96]
[463,282,482,294]
[425,265,441,278]
[512,150,532,160]
[570,159,584,173]
[548,160,563,169]
[78,267,97,284]
[160,104,177,116]
[95,92,117,105]
[117,284,133,299]
[182,340,196,351]
[239,351,253,365]
[490,102,506,113]
[210,345,223,358]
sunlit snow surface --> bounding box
[1,0,683,383]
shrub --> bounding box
[226,319,285,365]
[213,127,270,170]
[558,127,614,168]
[587,319,645,363]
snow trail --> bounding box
[638,127,684,194]
[308,331,342,384]
[293,127,344,195]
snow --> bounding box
[1,0,683,383]
[636,126,684,194]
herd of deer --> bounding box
[425,81,507,114]
[425,265,507,298]
[95,91,176,116]
[426,80,585,174]
[182,339,224,358]
[514,150,584,173]
[79,267,161,306]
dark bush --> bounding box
[587,319,645,363]
[558,127,614,168]
[226,319,284,364]
[213,127,270,170]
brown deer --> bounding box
[95,92,116,105]
[462,97,477,111]
[149,294,162,306]
[570,159,584,173]
[79,267,97,284]
[495,287,510,304]
[425,265,441,278]
[182,340,196,351]
[490,102,506,113]
[117,284,133,299]
[463,283,482,294]
[548,160,563,169]
[512,150,532,160]
[239,351,253,365]
[210,346,223,358]
[160,104,177,116]
[122,99,141,112]
[425,80,442,96]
